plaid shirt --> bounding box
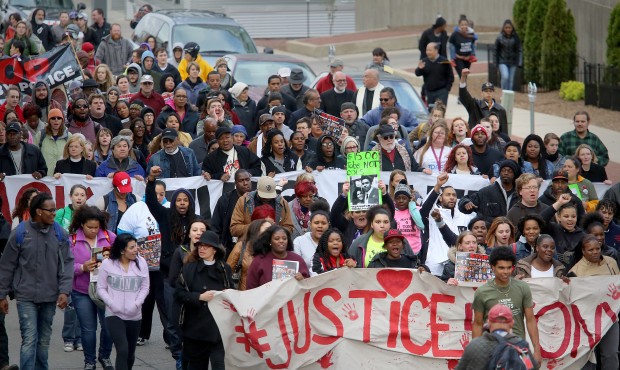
[558,129,609,166]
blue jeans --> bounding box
[61,296,81,345]
[16,301,56,370]
[499,64,517,90]
[72,291,113,365]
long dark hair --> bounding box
[261,129,290,159]
[316,228,347,271]
[522,134,551,180]
[252,225,293,256]
[68,205,109,235]
[109,233,139,268]
[13,188,39,220]
[182,218,209,246]
[170,190,196,245]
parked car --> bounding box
[133,9,257,65]
[311,71,429,122]
[224,53,317,101]
[1,0,76,26]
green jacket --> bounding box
[54,205,74,232]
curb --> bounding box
[285,32,498,58]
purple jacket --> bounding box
[97,256,150,321]
[72,229,116,294]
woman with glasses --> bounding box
[307,135,345,171]
[130,118,150,158]
[340,136,360,158]
[36,108,71,173]
[53,136,97,178]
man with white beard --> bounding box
[320,71,355,117]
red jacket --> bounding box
[0,102,24,122]
[315,73,357,94]
[129,90,166,120]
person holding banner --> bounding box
[441,231,485,285]
[95,136,145,179]
[53,136,97,177]
[368,229,426,269]
[372,124,419,172]
[312,228,357,273]
[514,234,566,279]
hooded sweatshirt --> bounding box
[141,50,162,90]
[31,81,61,122]
[125,63,142,94]
[97,255,149,321]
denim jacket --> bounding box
[105,191,137,233]
[146,146,201,178]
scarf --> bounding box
[543,150,559,163]
[373,143,412,171]
[292,198,310,231]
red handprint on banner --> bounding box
[342,303,359,321]
[459,333,470,349]
[607,283,620,300]
[222,300,238,312]
[317,351,334,368]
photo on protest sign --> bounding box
[272,260,299,281]
[347,151,382,211]
[454,252,494,283]
[90,247,108,283]
[315,110,345,142]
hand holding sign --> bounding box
[347,151,382,211]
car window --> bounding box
[382,80,428,116]
[172,24,256,54]
[10,0,72,8]
[135,14,163,43]
[233,61,316,86]
[156,22,170,50]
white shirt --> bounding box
[530,264,554,278]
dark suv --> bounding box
[133,9,257,64]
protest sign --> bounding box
[454,252,493,284]
[346,151,382,211]
[315,110,345,142]
[210,269,620,370]
[0,44,81,99]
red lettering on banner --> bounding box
[571,303,596,356]
[55,186,65,208]
[464,302,473,331]
[348,290,387,343]
[312,288,343,345]
[387,301,401,348]
[266,307,292,369]
[430,294,461,357]
[400,293,431,355]
[536,302,571,359]
[288,293,311,354]
[234,321,270,357]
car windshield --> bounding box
[172,24,257,55]
[10,0,72,8]
[233,60,316,86]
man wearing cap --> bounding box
[289,89,321,131]
[95,23,134,75]
[230,176,294,238]
[189,118,217,165]
[539,170,585,218]
[90,8,111,47]
[130,75,166,120]
[271,105,293,139]
[353,69,385,115]
[457,303,539,370]
[471,247,542,365]
[248,114,276,157]
[156,88,200,137]
[95,171,138,233]
[168,42,184,68]
[61,23,80,49]
[340,102,368,144]
[315,59,357,94]
[202,126,261,181]
[256,75,298,112]
[468,123,503,176]
[459,68,508,134]
[67,97,99,144]
[320,71,355,117]
[415,42,454,108]
[280,68,310,110]
[89,94,123,137]
[178,42,213,82]
[76,12,99,48]
[459,159,519,223]
[147,128,200,179]
[0,121,47,180]
[419,17,448,59]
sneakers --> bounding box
[64,342,74,352]
[84,363,96,370]
[75,343,83,351]
[98,358,114,370]
[136,337,147,346]
[1,365,19,370]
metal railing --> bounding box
[584,63,620,111]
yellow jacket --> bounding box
[178,54,214,81]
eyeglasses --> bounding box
[75,105,88,109]
[40,208,57,213]
[197,244,212,249]
[108,91,118,96]
[381,135,395,140]
[522,186,539,191]
[379,98,391,102]
[345,145,358,151]
[322,142,334,148]
[49,117,63,121]
[162,138,175,143]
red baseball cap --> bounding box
[488,304,514,324]
[112,172,132,194]
[383,229,405,243]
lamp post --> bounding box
[306,0,311,38]
[528,82,537,134]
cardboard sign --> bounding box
[346,151,382,211]
[454,252,494,284]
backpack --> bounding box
[71,231,112,309]
[486,332,535,370]
[16,221,68,277]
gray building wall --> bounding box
[356,0,619,64]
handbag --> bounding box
[231,242,247,289]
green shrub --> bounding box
[559,81,584,101]
[607,3,620,67]
[512,0,530,42]
[523,0,549,84]
[540,0,577,90]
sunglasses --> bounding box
[379,98,391,102]
[108,91,118,96]
[49,117,63,121]
[381,135,395,140]
[75,105,89,109]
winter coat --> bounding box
[494,32,522,66]
[513,253,565,279]
[458,181,517,224]
[95,156,145,178]
[146,146,201,178]
[71,228,116,294]
[156,103,200,137]
[35,129,71,174]
[232,98,257,137]
[230,191,294,239]
[95,35,134,75]
[178,78,208,106]
[0,142,47,176]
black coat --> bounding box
[156,104,200,138]
[53,158,97,176]
[261,152,299,174]
[91,113,123,137]
[458,181,518,224]
[174,259,232,342]
[210,190,241,254]
[320,89,355,117]
[256,91,298,113]
[232,98,257,138]
[538,187,585,220]
[202,145,261,179]
[459,85,509,134]
[0,143,47,176]
[419,27,448,58]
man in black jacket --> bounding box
[418,16,448,59]
[320,72,355,117]
[89,94,123,137]
[459,68,509,134]
[459,159,519,223]
[0,122,47,180]
[256,75,297,112]
[469,124,503,176]
[210,169,252,255]
[415,42,454,108]
[202,127,261,181]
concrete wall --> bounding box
[356,0,620,64]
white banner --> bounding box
[0,172,610,223]
[209,269,620,370]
